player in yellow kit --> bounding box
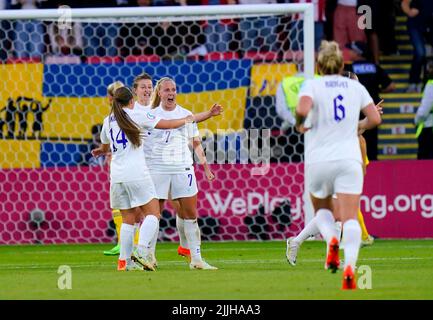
[347,71,376,247]
[358,133,374,246]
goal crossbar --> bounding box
[0,3,315,79]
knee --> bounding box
[122,214,135,225]
[144,211,160,221]
[182,208,197,219]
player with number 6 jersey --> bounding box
[296,41,381,289]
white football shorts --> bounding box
[151,168,198,200]
[306,160,363,199]
[110,177,157,210]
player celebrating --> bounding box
[295,41,381,289]
[103,81,126,256]
[133,72,153,109]
[147,77,220,270]
[92,86,222,271]
[104,76,153,256]
[131,72,191,265]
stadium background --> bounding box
[1,1,433,245]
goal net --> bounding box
[0,4,315,244]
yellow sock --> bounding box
[113,210,122,243]
[358,209,369,241]
[134,224,139,246]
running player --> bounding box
[286,71,380,266]
[295,41,381,289]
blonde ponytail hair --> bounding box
[317,41,344,75]
[150,77,174,109]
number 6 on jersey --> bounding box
[333,95,345,122]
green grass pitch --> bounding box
[1,240,432,300]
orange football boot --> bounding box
[117,259,126,271]
[342,265,356,290]
[326,237,340,273]
[177,245,191,261]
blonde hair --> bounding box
[317,41,344,75]
[107,81,125,97]
[150,77,175,109]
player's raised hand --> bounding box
[375,99,384,115]
[192,104,223,123]
[91,147,107,158]
[205,168,215,182]
[209,103,223,117]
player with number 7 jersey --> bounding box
[146,77,221,270]
[92,86,222,271]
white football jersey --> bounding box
[134,101,150,112]
[134,101,153,158]
[100,107,161,183]
[298,75,374,165]
[146,104,199,174]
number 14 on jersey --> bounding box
[110,128,128,152]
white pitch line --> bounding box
[1,256,432,270]
[2,247,286,255]
[3,243,433,256]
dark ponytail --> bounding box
[111,87,142,148]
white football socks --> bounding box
[342,219,361,269]
[150,222,159,257]
[315,208,338,244]
[176,215,189,249]
[138,215,159,257]
[184,219,202,264]
[335,221,342,242]
[119,223,135,261]
[293,216,319,244]
[133,222,140,250]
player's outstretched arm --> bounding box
[155,115,194,129]
[193,104,223,123]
